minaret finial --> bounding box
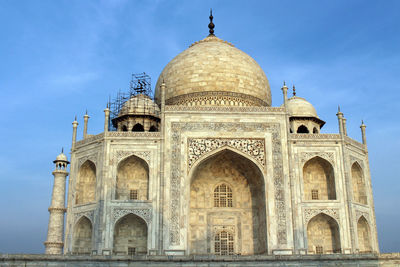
[293,85,296,96]
[74,115,77,121]
[85,109,88,115]
[283,81,286,86]
[208,9,215,36]
[338,105,341,112]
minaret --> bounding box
[71,117,78,150]
[104,103,110,132]
[360,120,367,145]
[343,117,347,136]
[83,110,89,139]
[336,106,344,135]
[44,149,69,254]
[281,81,288,107]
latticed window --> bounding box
[128,247,136,255]
[316,246,323,254]
[214,184,233,207]
[311,189,319,200]
[130,189,138,200]
[214,231,234,255]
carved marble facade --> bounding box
[49,26,379,258]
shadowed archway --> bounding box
[188,149,267,255]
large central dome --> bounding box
[155,35,271,107]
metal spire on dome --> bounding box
[61,147,64,154]
[293,85,296,96]
[208,9,215,36]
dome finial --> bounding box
[292,85,296,96]
[208,9,215,36]
[61,147,64,153]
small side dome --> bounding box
[112,94,161,132]
[119,94,160,117]
[53,152,69,164]
[286,96,318,118]
[55,153,68,162]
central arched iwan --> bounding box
[189,149,267,255]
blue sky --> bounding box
[0,0,399,253]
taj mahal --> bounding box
[5,12,398,267]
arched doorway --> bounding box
[116,155,149,200]
[72,216,92,254]
[357,216,372,253]
[113,214,148,255]
[76,160,96,204]
[307,213,341,254]
[303,157,336,200]
[189,149,267,255]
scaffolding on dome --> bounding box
[108,72,158,131]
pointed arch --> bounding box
[189,146,266,181]
[351,162,367,205]
[313,127,318,134]
[76,160,96,205]
[113,213,148,255]
[188,149,267,255]
[303,156,336,200]
[307,213,341,254]
[297,125,309,133]
[132,123,144,132]
[116,155,149,200]
[149,125,158,132]
[72,216,92,255]
[357,216,372,253]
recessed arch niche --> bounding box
[76,160,96,205]
[116,155,149,200]
[352,162,367,205]
[307,213,341,254]
[72,216,92,254]
[303,156,336,200]
[188,149,267,255]
[357,216,372,253]
[113,214,148,255]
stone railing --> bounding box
[75,133,105,147]
[75,132,161,147]
[165,105,285,113]
[290,133,341,140]
[344,136,365,150]
[105,131,161,138]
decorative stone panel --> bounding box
[112,150,151,166]
[355,210,370,223]
[112,208,152,225]
[304,208,340,225]
[77,154,98,168]
[170,122,286,246]
[349,155,365,170]
[165,91,268,107]
[299,152,335,167]
[74,210,94,224]
[188,138,265,172]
